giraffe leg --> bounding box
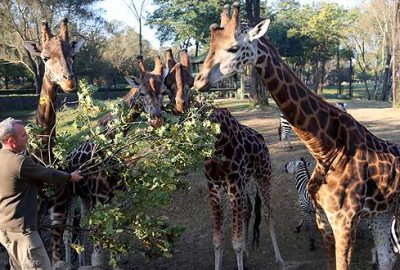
[51,221,65,264]
[227,185,245,270]
[369,212,397,270]
[314,207,335,270]
[243,192,253,257]
[325,210,358,270]
[205,159,224,270]
[256,174,285,269]
[63,195,77,265]
[79,197,97,267]
[50,201,68,264]
[209,184,224,270]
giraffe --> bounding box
[49,55,168,267]
[124,55,168,128]
[23,19,84,164]
[194,2,400,269]
[205,108,284,270]
[163,49,194,114]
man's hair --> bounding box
[0,117,23,143]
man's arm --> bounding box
[20,156,81,185]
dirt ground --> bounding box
[123,99,400,270]
[2,98,400,270]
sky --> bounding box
[96,0,364,50]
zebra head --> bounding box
[285,158,311,175]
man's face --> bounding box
[11,124,28,153]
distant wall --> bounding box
[0,91,128,112]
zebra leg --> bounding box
[303,210,316,251]
[295,217,303,233]
[369,212,397,270]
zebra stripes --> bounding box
[285,158,316,250]
[391,217,400,254]
[278,113,292,149]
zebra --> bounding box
[278,113,292,150]
[284,157,316,251]
[278,102,347,150]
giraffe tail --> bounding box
[252,188,262,249]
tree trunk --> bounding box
[392,0,400,107]
[139,18,143,56]
[349,56,353,98]
[317,58,326,95]
[336,43,342,95]
[381,48,392,101]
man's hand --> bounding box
[70,170,84,182]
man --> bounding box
[0,117,83,270]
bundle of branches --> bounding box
[26,80,220,265]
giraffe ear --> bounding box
[248,19,270,42]
[23,41,42,57]
[125,76,140,88]
[71,39,85,56]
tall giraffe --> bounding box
[194,3,400,270]
[23,19,84,164]
[164,49,194,114]
[50,55,168,267]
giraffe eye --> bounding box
[42,56,50,62]
[227,46,239,53]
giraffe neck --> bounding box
[35,74,58,164]
[254,37,350,167]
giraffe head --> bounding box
[194,2,270,92]
[23,19,84,92]
[125,55,167,128]
[163,49,194,114]
[285,158,312,175]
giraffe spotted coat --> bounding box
[205,108,284,270]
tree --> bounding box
[148,0,230,53]
[0,0,104,93]
[123,0,147,56]
[73,27,114,86]
[289,2,354,94]
[101,27,156,88]
[0,61,30,89]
